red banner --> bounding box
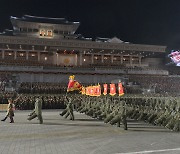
[110,83,116,96]
[103,84,108,95]
[118,82,124,96]
[94,85,101,96]
[89,86,94,96]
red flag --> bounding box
[118,82,124,96]
[94,85,101,96]
[67,75,82,92]
[89,86,94,96]
[103,84,108,95]
[110,83,116,96]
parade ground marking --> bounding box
[116,147,180,154]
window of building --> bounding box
[39,29,53,37]
[40,29,46,36]
[19,53,24,57]
[28,28,33,32]
[53,30,58,33]
[33,29,39,32]
[63,31,68,35]
[47,30,53,37]
[22,28,27,32]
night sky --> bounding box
[0,0,180,50]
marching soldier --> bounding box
[64,97,74,120]
[27,96,43,124]
[60,96,74,120]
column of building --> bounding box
[139,56,142,66]
[2,50,4,59]
[111,55,114,64]
[91,53,94,64]
[101,54,104,63]
[38,51,40,62]
[14,50,17,60]
[120,55,123,64]
[129,56,133,66]
[26,51,29,60]
[79,52,83,66]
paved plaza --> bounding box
[0,110,180,154]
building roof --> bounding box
[10,15,80,25]
[0,29,13,36]
[96,36,128,43]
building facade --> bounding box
[0,15,166,67]
[0,15,168,84]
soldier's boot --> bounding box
[154,118,162,125]
[27,114,37,121]
[138,113,148,121]
[80,108,86,113]
[77,106,84,112]
[69,112,75,120]
[148,114,157,124]
[1,116,8,122]
[87,110,93,116]
[159,117,166,126]
[98,114,105,120]
[137,113,143,121]
[60,109,68,116]
[10,117,14,123]
[99,112,106,118]
[165,120,175,130]
[131,111,138,119]
[122,117,128,130]
[104,114,113,123]
[143,114,148,122]
[95,111,101,117]
[117,120,121,127]
[28,112,33,116]
[64,112,70,119]
[162,116,171,127]
[134,113,141,120]
[173,120,180,132]
[92,112,97,118]
[123,122,128,130]
[38,115,43,124]
[110,116,120,125]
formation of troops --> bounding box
[0,93,180,131]
[61,94,180,132]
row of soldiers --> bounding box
[14,94,66,110]
[1,92,179,131]
[18,82,67,94]
[63,95,180,131]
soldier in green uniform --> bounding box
[60,96,69,116]
[27,96,43,124]
[64,97,74,120]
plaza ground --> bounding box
[0,110,180,154]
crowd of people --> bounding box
[128,75,180,95]
[18,82,67,94]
